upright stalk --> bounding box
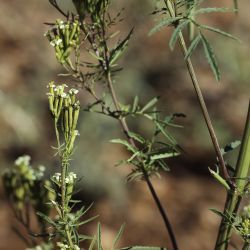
[54,121,74,249]
[215,102,250,250]
[106,70,179,250]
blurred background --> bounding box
[0,0,249,249]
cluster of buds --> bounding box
[47,82,80,153]
[56,242,80,250]
[44,19,80,64]
[26,242,53,250]
[237,205,250,242]
[2,156,54,216]
[52,172,77,204]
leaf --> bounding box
[44,184,56,194]
[121,247,167,250]
[110,28,134,65]
[150,151,180,160]
[88,50,104,61]
[209,208,225,218]
[110,139,137,153]
[200,25,240,42]
[157,159,169,171]
[155,121,177,145]
[221,140,241,155]
[194,7,232,15]
[184,34,201,59]
[76,215,99,226]
[169,20,189,51]
[208,167,230,191]
[132,95,139,113]
[200,33,221,81]
[97,223,103,250]
[149,17,181,36]
[79,235,93,241]
[112,224,125,249]
[88,235,96,250]
[140,97,160,113]
[127,151,141,163]
[36,212,57,227]
[127,131,145,144]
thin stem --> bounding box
[54,117,73,248]
[177,32,232,185]
[106,71,178,250]
[55,119,61,149]
[66,225,74,249]
[165,0,231,185]
[61,160,66,217]
[144,171,179,250]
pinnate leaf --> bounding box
[200,33,221,81]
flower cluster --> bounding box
[52,172,77,185]
[47,82,80,152]
[56,242,80,250]
[52,172,77,205]
[243,205,250,219]
[2,155,54,215]
[26,242,53,250]
[237,205,250,242]
[44,19,80,64]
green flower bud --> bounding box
[68,130,80,153]
[15,187,25,200]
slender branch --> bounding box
[48,0,69,18]
[106,70,179,250]
[144,170,179,250]
[165,0,232,186]
[177,32,232,185]
[55,119,61,148]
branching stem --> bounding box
[106,70,179,250]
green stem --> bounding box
[106,71,179,250]
[54,118,73,248]
[55,119,60,148]
[215,101,250,250]
[61,160,66,217]
[66,224,74,249]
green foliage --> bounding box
[45,19,80,64]
[2,155,54,246]
[149,0,239,81]
[211,205,250,245]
